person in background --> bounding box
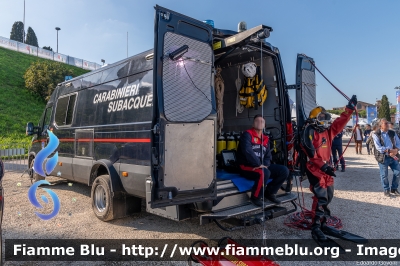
[353,124,363,154]
[372,118,400,197]
[366,121,379,156]
[364,124,372,155]
[331,131,345,172]
[389,122,400,137]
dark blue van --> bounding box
[26,5,316,230]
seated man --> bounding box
[236,114,289,206]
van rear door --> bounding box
[295,54,317,129]
[150,6,216,208]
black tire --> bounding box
[0,188,3,265]
[91,175,114,221]
[29,158,45,183]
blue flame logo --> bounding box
[34,130,59,177]
[28,180,61,220]
[29,130,60,220]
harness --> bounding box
[296,124,327,177]
[239,66,267,110]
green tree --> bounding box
[25,27,39,47]
[24,61,73,101]
[42,46,53,51]
[326,110,343,115]
[378,95,391,121]
[358,110,366,118]
[10,21,24,42]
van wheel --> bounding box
[91,175,114,221]
[29,158,44,184]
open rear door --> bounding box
[295,54,317,130]
[150,5,216,208]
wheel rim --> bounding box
[94,185,107,212]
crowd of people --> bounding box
[331,119,400,197]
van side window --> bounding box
[43,106,53,129]
[66,94,76,125]
[55,94,77,126]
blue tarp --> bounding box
[216,169,272,192]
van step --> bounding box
[214,206,291,231]
[200,193,297,225]
[216,179,243,198]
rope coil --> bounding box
[235,67,244,116]
[215,67,225,134]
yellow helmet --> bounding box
[309,106,331,128]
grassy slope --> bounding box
[0,47,89,145]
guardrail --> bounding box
[0,36,102,71]
[0,143,31,173]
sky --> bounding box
[1,0,400,109]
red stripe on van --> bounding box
[58,138,151,143]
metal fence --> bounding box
[0,36,102,71]
[0,143,31,173]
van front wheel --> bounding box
[91,175,114,221]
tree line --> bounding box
[10,21,53,51]
[327,95,393,121]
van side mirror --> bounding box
[26,122,40,136]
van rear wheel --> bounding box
[91,175,114,221]
[29,158,44,183]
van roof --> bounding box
[58,25,276,87]
[57,49,153,87]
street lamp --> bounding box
[55,27,61,53]
[101,59,105,66]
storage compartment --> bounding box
[214,47,285,166]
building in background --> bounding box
[366,106,377,124]
[332,101,374,111]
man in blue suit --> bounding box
[331,132,345,172]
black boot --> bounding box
[311,226,327,242]
[265,192,282,204]
[312,216,328,242]
[384,190,391,197]
[341,165,345,172]
[391,189,400,196]
[250,196,264,207]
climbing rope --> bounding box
[215,67,225,134]
[235,66,244,116]
[284,175,343,230]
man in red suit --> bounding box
[300,95,357,243]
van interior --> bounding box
[213,46,285,171]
